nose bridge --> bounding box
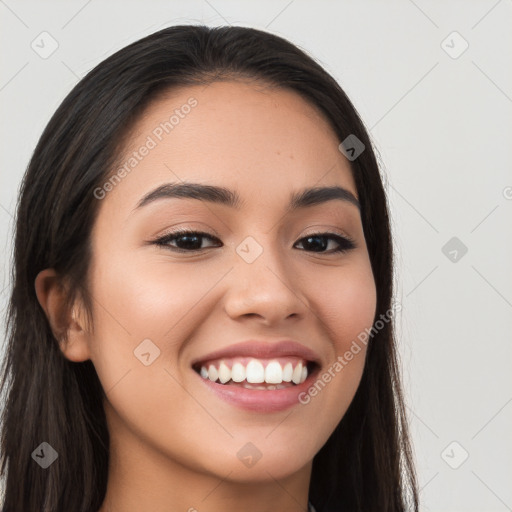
[235,233,288,284]
[224,232,305,321]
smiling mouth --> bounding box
[192,357,318,390]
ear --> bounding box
[34,268,91,362]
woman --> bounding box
[0,25,419,511]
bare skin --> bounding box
[35,80,377,512]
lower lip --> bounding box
[195,368,319,412]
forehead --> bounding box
[104,80,358,215]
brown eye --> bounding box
[294,233,356,254]
[153,230,356,255]
[153,230,222,252]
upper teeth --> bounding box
[199,359,308,385]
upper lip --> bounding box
[191,339,322,367]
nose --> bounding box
[223,241,308,326]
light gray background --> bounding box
[1,1,511,510]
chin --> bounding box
[193,438,316,483]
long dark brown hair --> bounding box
[0,24,418,511]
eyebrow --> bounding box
[133,182,360,214]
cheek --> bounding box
[86,251,227,402]
[296,260,376,430]
[311,260,377,352]
[89,251,218,346]
[86,255,220,456]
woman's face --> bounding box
[81,80,376,483]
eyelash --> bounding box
[152,228,356,254]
